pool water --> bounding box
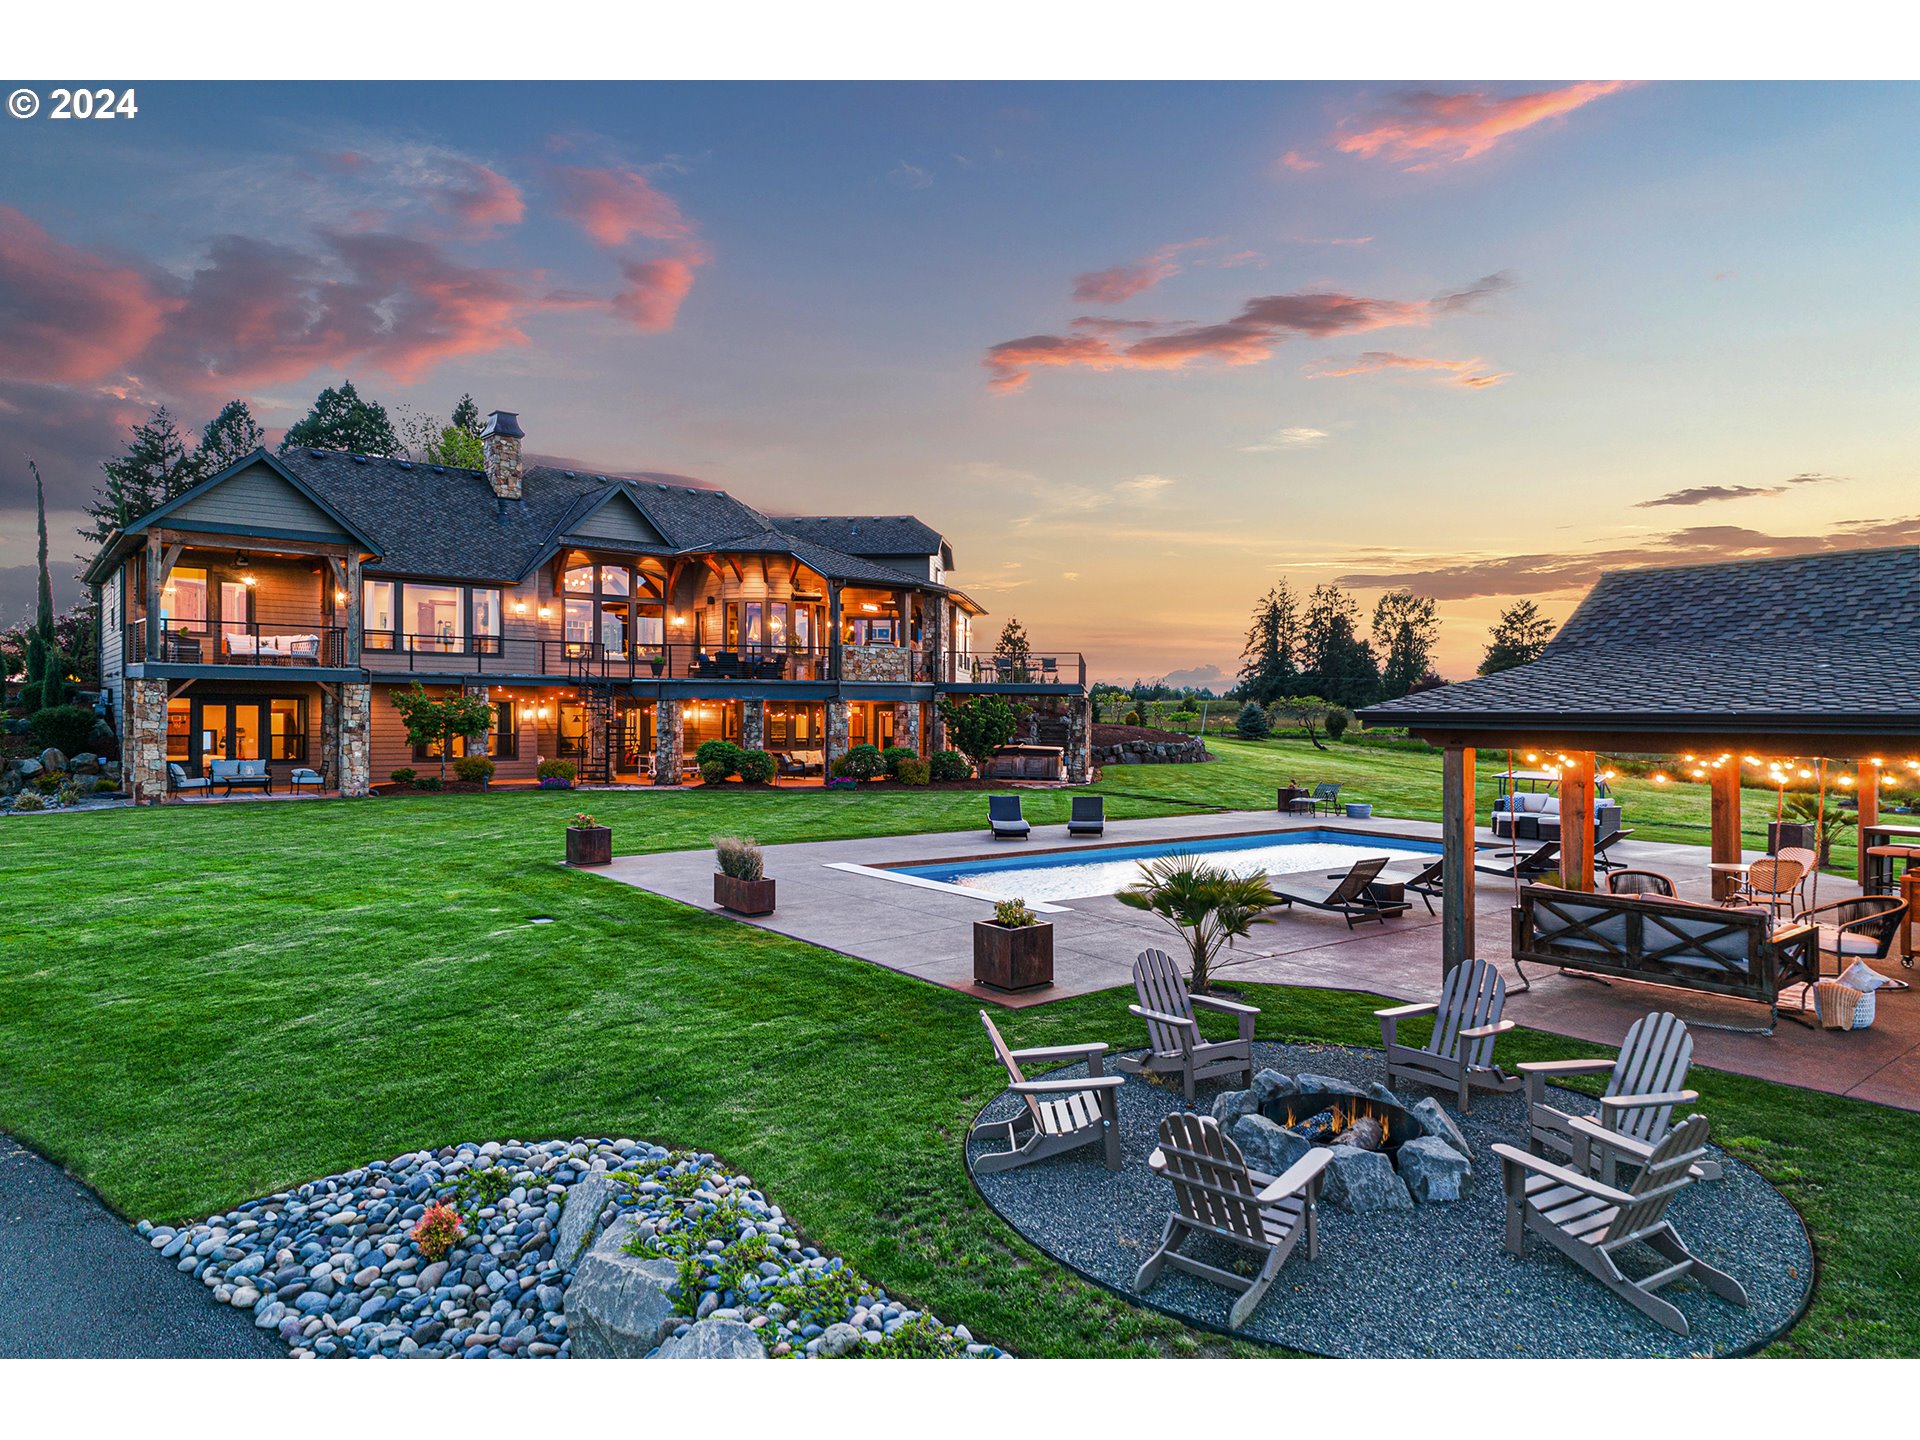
[892,828,1440,903]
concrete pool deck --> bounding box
[591,808,1920,1111]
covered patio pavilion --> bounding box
[1360,546,1920,982]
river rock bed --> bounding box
[136,1137,1000,1359]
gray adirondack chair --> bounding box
[1375,957,1519,1112]
[1520,1010,1720,1186]
[1136,1111,1332,1329]
[969,1011,1123,1175]
[1116,948,1259,1100]
[1493,1113,1748,1337]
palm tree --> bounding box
[1115,852,1282,993]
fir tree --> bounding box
[1478,600,1556,676]
[994,616,1032,680]
[450,394,482,434]
[196,399,266,474]
[1371,589,1441,700]
[280,380,401,457]
[1236,581,1300,705]
[82,406,198,545]
[1298,583,1379,709]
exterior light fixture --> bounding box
[513,600,529,616]
[335,589,348,604]
[243,573,258,587]
[538,606,552,620]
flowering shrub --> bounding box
[410,1202,465,1261]
[570,812,599,830]
[993,897,1038,928]
[536,759,577,781]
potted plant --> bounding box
[565,812,611,867]
[538,758,577,790]
[647,653,666,676]
[713,834,775,915]
[973,897,1053,991]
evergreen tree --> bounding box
[1236,581,1301,705]
[1234,699,1272,740]
[450,394,482,433]
[82,406,199,545]
[196,399,266,474]
[1371,589,1441,700]
[32,461,53,637]
[994,616,1032,680]
[280,380,401,457]
[22,463,70,713]
[1299,583,1379,709]
[1478,599,1556,676]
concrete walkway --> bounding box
[0,1134,280,1358]
[592,809,1920,1111]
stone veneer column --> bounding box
[892,702,922,756]
[825,699,851,775]
[469,685,491,756]
[321,686,341,789]
[338,683,373,796]
[1064,696,1094,785]
[928,697,948,756]
[741,699,765,752]
[124,678,168,804]
[654,699,683,785]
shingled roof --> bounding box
[774,515,945,558]
[1360,546,1920,740]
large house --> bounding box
[83,411,1091,801]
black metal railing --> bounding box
[544,641,835,682]
[936,650,1086,688]
[129,621,348,667]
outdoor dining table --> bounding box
[1862,823,1920,893]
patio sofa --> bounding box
[1512,884,1819,1029]
[1493,792,1623,843]
[167,763,211,794]
[209,759,273,795]
[223,632,323,664]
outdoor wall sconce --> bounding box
[513,600,529,616]
[538,606,552,620]
[242,573,258,587]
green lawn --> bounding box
[1,744,1914,1356]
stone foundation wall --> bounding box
[654,700,683,785]
[825,699,851,773]
[840,645,912,682]
[1063,697,1093,785]
[742,700,765,752]
[1092,734,1210,768]
[891,701,922,756]
[125,678,169,803]
[338,683,372,796]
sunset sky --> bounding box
[3,80,1917,682]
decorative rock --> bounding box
[1407,1097,1471,1159]
[1292,1073,1371,1103]
[1210,1089,1257,1128]
[1396,1136,1473,1204]
[1228,1114,1312,1176]
[654,1317,765,1359]
[1320,1145,1414,1212]
[567,1250,679,1360]
[555,1174,614,1266]
[37,748,66,773]
[1250,1068,1296,1102]
[817,1322,863,1357]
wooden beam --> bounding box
[144,531,163,660]
[1407,727,1920,762]
[1441,745,1476,974]
[1709,761,1743,900]
[1858,760,1880,889]
[1558,750,1595,893]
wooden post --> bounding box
[1558,751,1596,893]
[143,531,163,661]
[1858,760,1880,890]
[1711,761,1743,901]
[827,582,843,681]
[1441,745,1476,974]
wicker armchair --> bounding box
[1774,846,1818,909]
[1793,897,1908,976]
[1732,857,1806,919]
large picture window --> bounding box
[407,585,465,652]
[269,699,305,761]
[472,588,502,654]
[363,580,396,649]
[415,701,515,760]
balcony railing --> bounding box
[128,622,348,667]
[936,650,1086,688]
[546,641,835,683]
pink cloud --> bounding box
[1071,239,1216,304]
[552,165,695,248]
[1334,81,1633,169]
[1277,149,1321,173]
[1307,350,1513,388]
[611,246,709,332]
[432,161,525,233]
[0,207,176,385]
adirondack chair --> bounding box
[988,794,1030,840]
[969,1011,1123,1175]
[1117,948,1259,1100]
[1375,957,1518,1112]
[1493,1114,1748,1337]
[1519,1010,1720,1186]
[1136,1111,1332,1329]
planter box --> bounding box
[1345,802,1372,819]
[714,872,776,915]
[973,919,1054,992]
[1276,786,1308,812]
[565,825,612,867]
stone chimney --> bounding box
[480,410,525,500]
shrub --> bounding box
[536,758,576,781]
[389,767,417,786]
[1235,700,1272,740]
[569,812,598,830]
[735,749,775,785]
[929,749,970,783]
[410,1203,465,1262]
[27,705,96,757]
[453,755,495,784]
[1325,707,1353,741]
[896,756,931,786]
[853,1313,969,1359]
[1167,708,1200,731]
[993,897,1038,928]
[880,745,917,777]
[836,743,887,780]
[10,792,45,812]
[415,775,443,791]
[32,772,62,793]
[92,777,117,793]
[1124,709,1141,727]
[713,834,765,881]
[694,739,744,779]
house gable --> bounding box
[563,486,667,548]
[137,450,374,548]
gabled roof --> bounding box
[775,515,944,558]
[1359,547,1920,739]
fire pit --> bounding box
[1210,1070,1474,1211]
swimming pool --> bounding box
[889,828,1441,903]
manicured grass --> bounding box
[1,751,1913,1356]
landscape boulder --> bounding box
[1229,1114,1312,1176]
[1321,1145,1413,1212]
[555,1173,616,1266]
[566,1221,678,1359]
[1408,1097,1471,1160]
[1209,1088,1258,1128]
[655,1317,765,1359]
[1395,1135,1473,1203]
[1251,1068,1297,1103]
[38,748,66,773]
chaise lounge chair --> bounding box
[989,794,1030,840]
[1477,842,1560,880]
[1406,858,1444,914]
[1067,795,1105,836]
[1270,856,1407,927]
[1136,1111,1331,1330]
[1493,1113,1747,1337]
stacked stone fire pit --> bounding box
[1210,1069,1473,1210]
